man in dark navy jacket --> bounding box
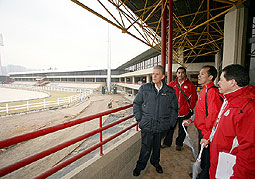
[132,65,178,176]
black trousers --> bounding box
[135,130,161,170]
[198,129,210,179]
[162,115,188,147]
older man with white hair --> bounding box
[132,65,178,176]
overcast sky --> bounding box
[0,0,150,71]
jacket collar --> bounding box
[155,81,163,92]
[203,81,215,90]
[221,86,254,101]
[174,76,188,85]
[151,80,166,91]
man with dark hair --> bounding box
[132,65,178,176]
[202,65,218,81]
[201,64,255,178]
[220,64,250,86]
[184,65,222,179]
[161,66,198,151]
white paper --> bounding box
[216,152,236,179]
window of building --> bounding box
[96,78,106,82]
[85,78,95,82]
[111,78,119,82]
[158,55,161,65]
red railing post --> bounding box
[99,116,103,155]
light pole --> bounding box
[107,22,111,93]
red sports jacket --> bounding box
[210,86,255,179]
[169,77,198,117]
[193,82,223,140]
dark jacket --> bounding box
[133,81,178,133]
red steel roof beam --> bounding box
[168,0,173,83]
[161,0,167,69]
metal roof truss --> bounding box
[71,0,245,66]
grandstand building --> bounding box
[8,47,215,95]
[1,1,255,179]
[6,1,255,96]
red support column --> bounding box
[161,0,167,69]
[168,0,173,84]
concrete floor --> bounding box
[140,124,198,179]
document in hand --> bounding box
[216,152,236,179]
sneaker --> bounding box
[155,164,163,174]
[133,168,141,176]
[176,145,182,151]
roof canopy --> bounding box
[71,0,246,66]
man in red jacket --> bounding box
[201,64,255,179]
[161,67,198,151]
[184,65,222,179]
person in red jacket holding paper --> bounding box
[161,67,198,151]
[184,65,223,179]
[201,64,255,179]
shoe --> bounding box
[189,172,192,178]
[133,168,141,176]
[176,145,182,151]
[155,164,163,174]
[161,144,170,148]
[189,172,199,179]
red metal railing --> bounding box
[0,104,137,178]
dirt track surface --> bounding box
[0,92,131,179]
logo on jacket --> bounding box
[224,109,230,116]
[184,86,188,89]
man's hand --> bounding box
[183,119,191,126]
[200,139,209,148]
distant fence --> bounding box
[1,84,93,93]
[0,93,89,116]
[0,84,93,116]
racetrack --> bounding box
[0,87,50,103]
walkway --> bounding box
[141,124,198,179]
[134,110,198,179]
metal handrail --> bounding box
[35,121,137,179]
[0,104,133,148]
[0,104,136,178]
